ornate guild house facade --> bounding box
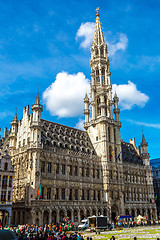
[9,10,156,225]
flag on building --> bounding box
[118,151,121,161]
[110,150,114,160]
[38,183,42,199]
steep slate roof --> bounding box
[121,141,143,165]
[41,119,96,155]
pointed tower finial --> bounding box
[142,133,146,144]
[96,7,99,17]
[92,8,105,46]
[34,92,40,105]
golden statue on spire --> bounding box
[96,7,99,17]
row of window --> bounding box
[124,174,145,184]
[41,162,100,178]
[39,187,101,201]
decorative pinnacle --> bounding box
[96,7,99,17]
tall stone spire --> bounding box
[89,8,112,122]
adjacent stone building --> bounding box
[0,128,14,226]
[10,9,156,225]
[150,158,160,217]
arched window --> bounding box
[95,47,98,55]
[109,146,112,161]
[100,46,104,56]
[114,128,116,143]
[96,69,100,83]
[108,127,111,142]
[102,68,105,84]
[97,97,101,116]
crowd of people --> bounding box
[8,223,85,240]
[10,222,89,240]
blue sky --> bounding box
[0,0,160,159]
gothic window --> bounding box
[75,189,78,200]
[4,163,8,171]
[82,189,85,200]
[87,190,90,200]
[69,165,72,175]
[109,146,112,161]
[98,191,101,201]
[62,164,66,175]
[1,191,6,201]
[97,97,101,116]
[56,163,59,174]
[41,187,44,199]
[82,167,84,177]
[93,190,96,200]
[86,167,89,177]
[62,188,65,200]
[95,47,98,55]
[41,161,45,173]
[93,168,95,178]
[100,46,104,56]
[102,68,105,83]
[108,127,111,142]
[9,176,12,187]
[47,188,51,199]
[96,69,100,83]
[55,188,59,200]
[69,189,72,200]
[48,162,52,173]
[2,176,7,188]
[97,169,100,179]
[8,191,11,201]
[114,128,116,143]
[75,166,78,176]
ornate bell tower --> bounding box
[84,8,124,218]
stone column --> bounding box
[71,210,74,223]
[57,209,60,224]
[78,209,80,223]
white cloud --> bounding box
[75,118,85,130]
[43,72,90,118]
[109,33,128,56]
[76,22,95,48]
[112,81,149,110]
[127,120,160,129]
[76,22,128,56]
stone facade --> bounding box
[10,9,156,225]
[0,128,14,226]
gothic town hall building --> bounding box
[9,10,156,225]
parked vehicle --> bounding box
[88,216,113,231]
[78,219,89,230]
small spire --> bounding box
[34,92,40,105]
[84,92,89,102]
[13,112,18,121]
[142,133,146,144]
